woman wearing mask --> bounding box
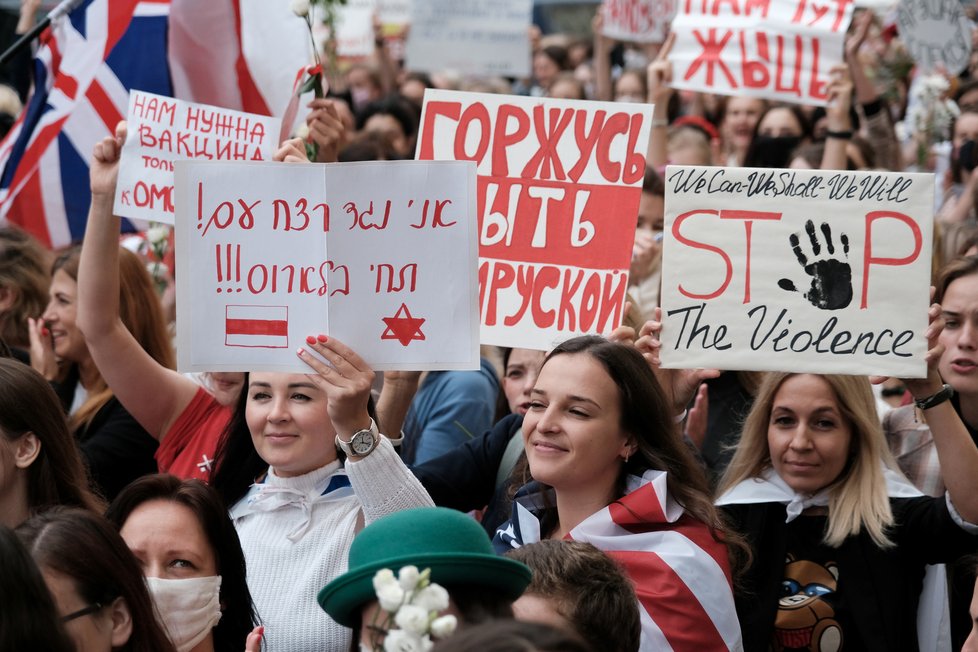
[18,507,176,652]
[106,475,258,652]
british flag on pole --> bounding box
[0,0,171,248]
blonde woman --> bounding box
[716,318,978,651]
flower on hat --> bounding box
[367,566,458,651]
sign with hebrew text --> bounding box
[417,90,652,351]
[174,160,479,373]
[669,0,855,106]
[660,166,934,377]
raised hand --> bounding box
[27,316,59,380]
[90,121,127,197]
[296,335,375,438]
[305,98,348,163]
[778,220,853,310]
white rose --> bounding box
[383,630,423,652]
[373,568,397,593]
[296,122,310,140]
[397,565,420,591]
[377,583,405,612]
[429,615,457,639]
[394,604,430,637]
[290,0,310,17]
[412,584,449,612]
[146,224,169,245]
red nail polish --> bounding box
[306,335,316,345]
[41,327,49,337]
[317,334,328,343]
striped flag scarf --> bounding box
[494,469,744,651]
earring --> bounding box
[623,451,631,464]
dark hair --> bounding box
[957,231,978,257]
[17,507,176,652]
[536,45,570,71]
[105,474,258,652]
[936,255,978,303]
[743,104,812,169]
[0,358,104,519]
[642,166,666,196]
[52,245,175,432]
[339,131,399,162]
[512,337,748,570]
[211,373,379,508]
[506,540,640,652]
[431,619,592,652]
[495,347,515,423]
[355,95,420,151]
[0,525,74,652]
[0,226,50,349]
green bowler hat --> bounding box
[318,507,531,627]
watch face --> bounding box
[351,430,376,455]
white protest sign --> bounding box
[174,160,479,373]
[659,166,934,377]
[416,90,652,352]
[336,0,377,58]
[405,0,532,78]
[601,0,678,43]
[669,0,855,106]
[114,91,281,224]
[378,0,411,25]
[897,0,973,75]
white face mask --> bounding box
[145,576,222,652]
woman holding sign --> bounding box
[492,336,745,651]
[710,305,978,651]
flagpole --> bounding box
[0,0,84,68]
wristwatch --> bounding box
[914,384,955,411]
[335,418,381,457]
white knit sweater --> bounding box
[230,438,433,651]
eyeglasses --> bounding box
[61,603,103,622]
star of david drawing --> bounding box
[381,303,426,346]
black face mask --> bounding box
[746,135,802,169]
[957,139,978,172]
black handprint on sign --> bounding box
[777,220,852,310]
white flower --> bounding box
[290,0,310,17]
[146,224,169,245]
[296,122,310,140]
[383,629,424,652]
[376,583,405,612]
[394,604,430,637]
[412,584,449,612]
[373,568,397,593]
[429,615,457,639]
[397,565,421,591]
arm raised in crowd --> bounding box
[75,122,199,440]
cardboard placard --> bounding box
[897,0,972,75]
[660,165,934,377]
[669,0,855,106]
[601,0,678,43]
[405,0,532,77]
[416,90,652,351]
[174,160,479,372]
[114,91,281,224]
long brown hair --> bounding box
[18,507,176,652]
[0,358,104,517]
[52,246,174,432]
[512,336,749,571]
[0,227,50,349]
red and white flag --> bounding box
[225,304,289,348]
[495,470,744,651]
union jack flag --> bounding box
[0,0,171,247]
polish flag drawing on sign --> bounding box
[225,305,289,348]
